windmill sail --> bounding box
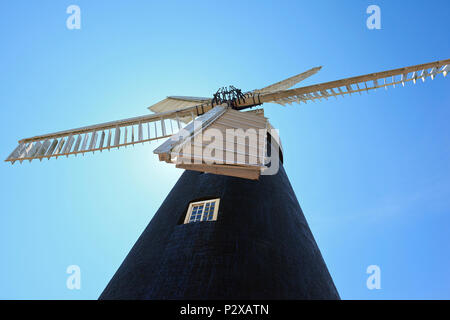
[239,59,450,106]
[148,96,211,123]
[5,58,449,179]
[4,103,215,164]
[253,66,322,94]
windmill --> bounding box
[5,59,449,299]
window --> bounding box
[184,198,220,224]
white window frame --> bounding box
[184,198,220,224]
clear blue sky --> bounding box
[0,0,449,299]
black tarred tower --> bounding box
[99,161,339,299]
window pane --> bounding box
[185,199,219,224]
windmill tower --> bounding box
[5,59,449,299]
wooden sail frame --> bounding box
[5,59,449,177]
[242,59,450,107]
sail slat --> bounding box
[88,132,98,151]
[62,135,74,154]
[99,131,105,150]
[36,140,50,160]
[138,123,143,142]
[114,127,120,147]
[73,135,82,154]
[45,139,59,157]
[6,143,25,162]
[54,138,66,156]
[107,130,112,149]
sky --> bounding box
[0,0,449,299]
